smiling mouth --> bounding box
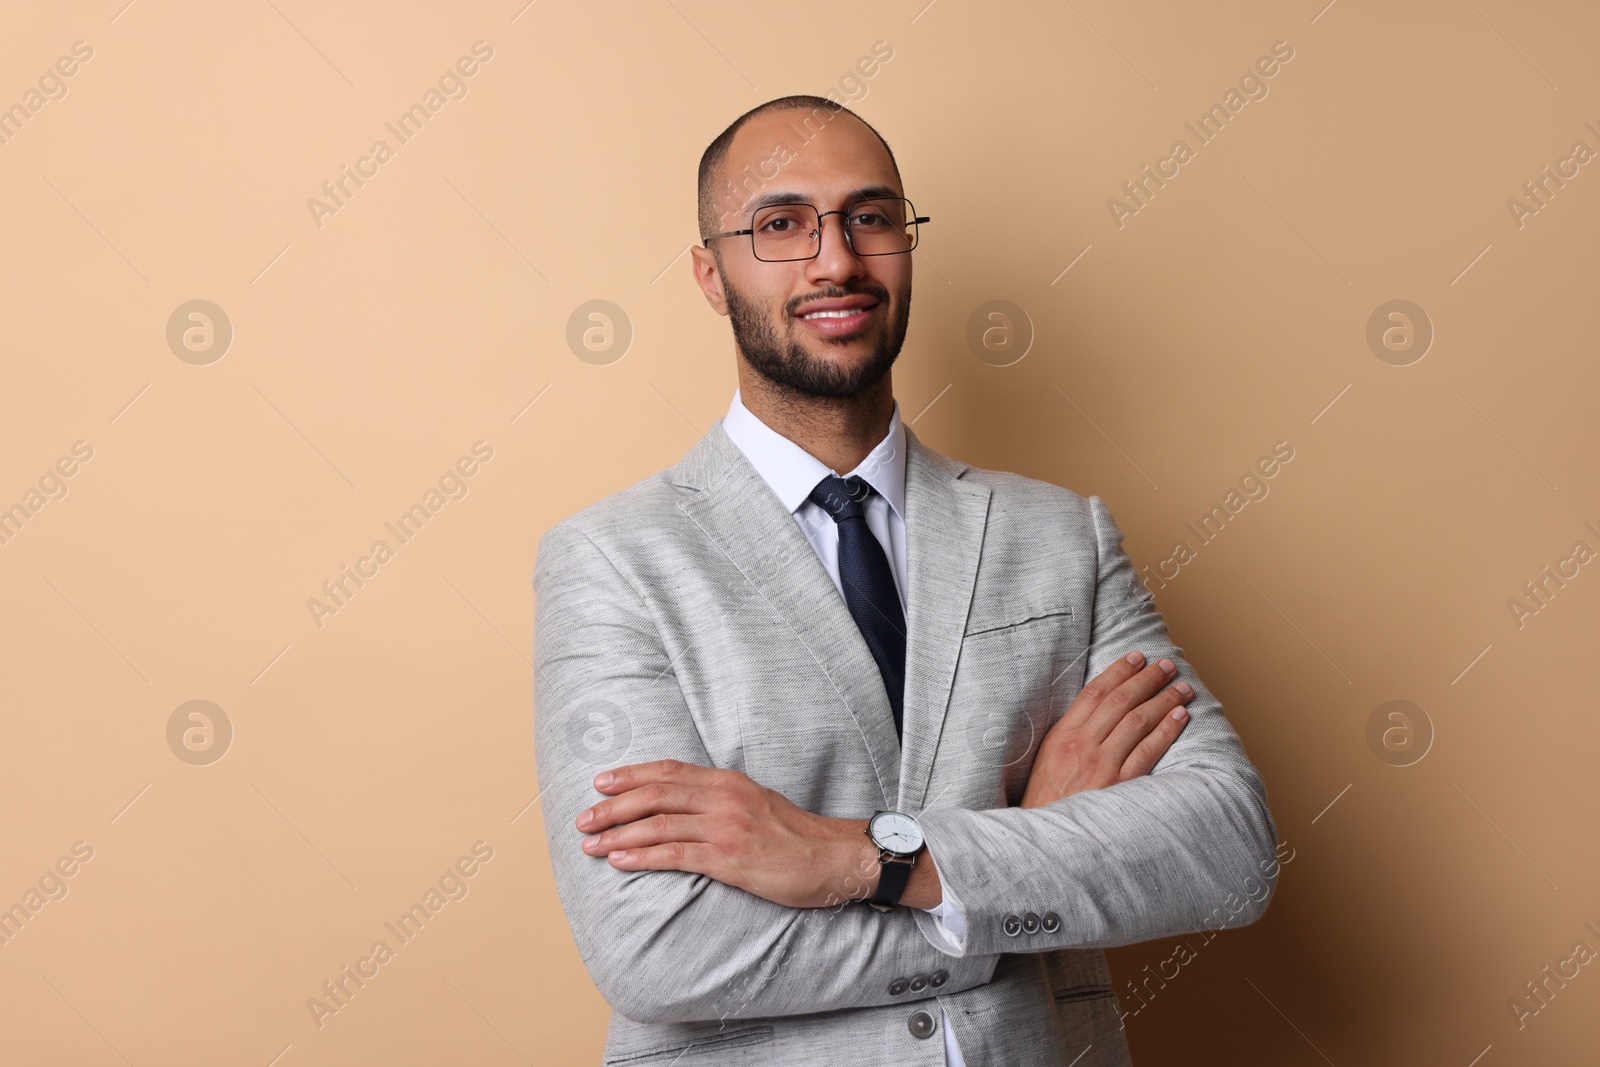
[794,301,881,336]
[800,308,870,320]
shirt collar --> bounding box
[721,386,907,521]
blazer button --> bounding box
[1002,914,1023,937]
[909,973,929,992]
[888,977,909,996]
[930,969,949,989]
[908,1009,937,1040]
[1022,911,1040,934]
[1041,910,1061,933]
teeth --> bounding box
[803,308,867,319]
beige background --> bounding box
[2,0,1597,1063]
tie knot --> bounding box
[809,474,875,523]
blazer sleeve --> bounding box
[910,493,1282,959]
[533,520,1002,1025]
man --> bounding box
[533,95,1279,1065]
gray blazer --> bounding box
[533,419,1279,1065]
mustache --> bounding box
[787,285,890,318]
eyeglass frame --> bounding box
[702,196,931,262]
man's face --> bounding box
[694,110,913,398]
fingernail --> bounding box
[577,810,592,829]
[1158,658,1176,674]
[1124,651,1144,665]
[1174,681,1193,696]
[1171,706,1188,720]
[583,835,601,850]
[596,772,614,789]
[609,850,628,861]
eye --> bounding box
[755,207,813,235]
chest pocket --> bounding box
[962,596,1080,695]
[963,598,1074,637]
[949,598,1082,805]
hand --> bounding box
[1019,650,1192,808]
[574,759,883,909]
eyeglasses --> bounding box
[704,197,929,262]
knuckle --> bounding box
[658,759,682,778]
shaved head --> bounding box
[697,95,902,242]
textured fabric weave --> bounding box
[532,417,1280,1066]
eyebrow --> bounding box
[738,185,904,214]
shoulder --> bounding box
[537,420,744,567]
[916,435,1136,566]
[935,446,1113,541]
[535,467,689,571]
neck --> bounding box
[736,360,894,475]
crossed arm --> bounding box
[572,645,1191,913]
[535,521,1003,1025]
[533,495,1279,1023]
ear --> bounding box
[690,245,730,317]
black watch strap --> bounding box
[867,855,913,910]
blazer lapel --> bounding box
[670,418,991,817]
[897,425,990,813]
[673,420,903,809]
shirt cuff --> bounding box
[915,852,968,953]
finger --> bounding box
[582,812,705,856]
[594,758,722,794]
[1119,702,1191,779]
[576,782,701,833]
[1100,678,1192,761]
[1084,658,1179,742]
[1055,650,1151,732]
[606,840,731,882]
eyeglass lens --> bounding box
[749,198,917,261]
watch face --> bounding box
[869,811,924,856]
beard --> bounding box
[723,275,911,399]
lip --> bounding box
[793,295,881,337]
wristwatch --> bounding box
[863,810,925,912]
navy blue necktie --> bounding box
[808,474,906,741]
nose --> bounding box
[805,210,866,287]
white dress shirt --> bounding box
[721,387,971,1067]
